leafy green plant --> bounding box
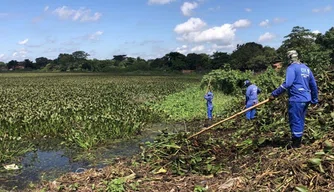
[106,178,126,192]
[0,73,199,163]
[194,185,207,192]
[201,69,253,95]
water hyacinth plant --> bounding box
[0,73,200,163]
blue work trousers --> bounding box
[246,102,257,120]
[288,101,309,138]
[207,107,213,120]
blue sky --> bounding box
[0,0,333,62]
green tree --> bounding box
[279,26,332,72]
[210,52,230,69]
[230,42,268,71]
[7,60,18,70]
[247,46,277,71]
[315,27,334,62]
[55,53,75,71]
[23,59,34,69]
[199,53,211,70]
[163,52,186,70]
[150,58,165,69]
[186,53,202,70]
[72,51,89,60]
[129,57,150,71]
[277,26,317,64]
[35,57,51,69]
[119,57,136,68]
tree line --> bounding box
[0,26,333,73]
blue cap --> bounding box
[244,80,251,86]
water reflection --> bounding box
[0,123,185,191]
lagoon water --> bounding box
[0,123,186,191]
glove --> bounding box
[269,95,275,101]
[311,103,319,110]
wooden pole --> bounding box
[187,98,270,140]
[206,77,212,93]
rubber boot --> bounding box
[288,136,302,149]
[208,119,212,126]
[292,137,302,148]
[203,119,209,127]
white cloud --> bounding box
[303,31,320,39]
[259,19,269,27]
[12,48,28,58]
[174,17,206,34]
[324,5,332,12]
[181,2,198,16]
[258,18,285,27]
[174,42,237,56]
[18,38,29,45]
[88,50,97,57]
[148,0,176,5]
[0,54,4,60]
[175,44,206,54]
[191,45,205,52]
[245,8,252,12]
[175,45,188,54]
[179,24,236,45]
[312,5,332,13]
[212,43,236,51]
[44,6,49,11]
[258,32,276,42]
[207,43,236,53]
[174,18,247,49]
[233,19,251,28]
[53,6,102,22]
[88,31,103,40]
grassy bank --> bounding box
[151,86,237,122]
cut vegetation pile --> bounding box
[30,130,334,192]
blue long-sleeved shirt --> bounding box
[271,63,318,103]
[245,84,261,105]
[204,91,213,109]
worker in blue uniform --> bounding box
[269,50,318,148]
[244,80,261,120]
[204,90,214,126]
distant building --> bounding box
[15,62,25,70]
[0,65,8,71]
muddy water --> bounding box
[0,123,187,191]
